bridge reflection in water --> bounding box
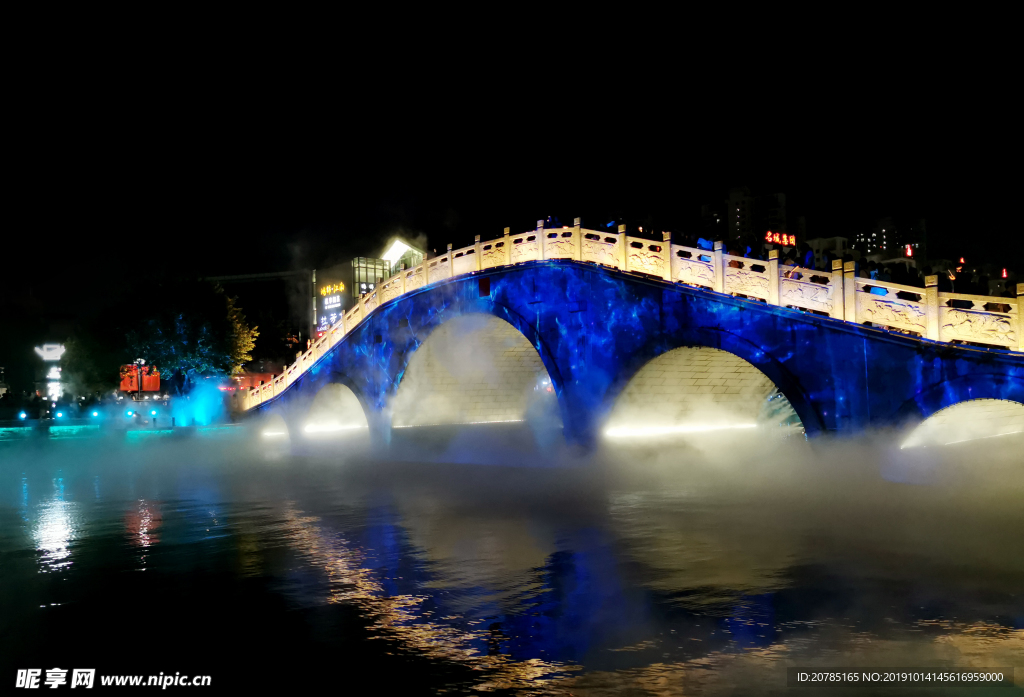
[6,429,1023,692]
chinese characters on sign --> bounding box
[319,283,345,296]
[764,231,797,246]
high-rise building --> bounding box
[716,187,795,247]
[726,187,754,240]
[853,217,927,258]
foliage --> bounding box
[225,294,259,376]
[60,276,259,395]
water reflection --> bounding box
[124,500,162,548]
[1,430,1022,692]
[33,477,76,573]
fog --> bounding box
[2,409,1023,692]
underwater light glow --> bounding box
[19,412,27,419]
[92,411,99,417]
[55,412,63,418]
[604,423,757,438]
[150,410,157,416]
[126,410,134,417]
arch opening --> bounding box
[258,412,289,441]
[303,383,370,438]
[391,313,561,440]
[603,346,804,442]
[901,399,1024,449]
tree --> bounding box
[124,283,259,379]
[225,293,259,375]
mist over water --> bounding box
[1,422,1021,694]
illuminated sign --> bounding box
[324,295,341,309]
[319,283,345,296]
[34,344,65,361]
[764,231,797,246]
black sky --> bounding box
[4,58,1020,333]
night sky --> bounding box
[3,78,1019,386]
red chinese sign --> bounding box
[764,231,797,246]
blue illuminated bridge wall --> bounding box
[250,259,1024,447]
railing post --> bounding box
[503,227,511,265]
[537,220,546,260]
[660,231,672,280]
[399,263,406,295]
[474,235,482,271]
[844,261,857,322]
[618,224,627,271]
[712,241,724,293]
[1017,283,1024,352]
[447,244,453,278]
[924,275,939,340]
[830,259,845,319]
[767,249,779,306]
[573,217,582,261]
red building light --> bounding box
[1003,269,1008,279]
[905,244,913,258]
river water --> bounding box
[1,424,1021,694]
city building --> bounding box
[853,217,927,258]
[719,187,799,249]
[314,237,427,338]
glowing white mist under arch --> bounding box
[603,346,803,439]
[390,313,558,428]
[901,398,1024,448]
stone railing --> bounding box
[244,219,1023,410]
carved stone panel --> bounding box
[780,279,833,312]
[545,237,577,259]
[481,245,505,269]
[628,248,666,276]
[510,240,540,264]
[940,308,1016,346]
[582,239,618,266]
[427,259,451,283]
[856,294,925,333]
[724,268,769,299]
[673,259,715,288]
[381,283,402,304]
[405,267,424,292]
[452,253,477,276]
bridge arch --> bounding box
[900,397,1024,448]
[390,312,561,430]
[892,373,1024,423]
[602,345,804,439]
[600,326,823,437]
[302,382,370,436]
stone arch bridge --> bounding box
[245,222,1024,448]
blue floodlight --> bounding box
[19,412,27,419]
[56,412,63,418]
[126,410,134,417]
[150,410,157,416]
[92,411,99,417]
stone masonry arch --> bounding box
[390,313,556,427]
